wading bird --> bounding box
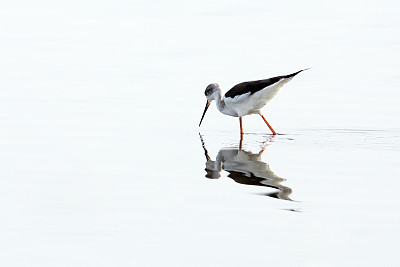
[199,69,308,135]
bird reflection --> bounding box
[200,134,292,201]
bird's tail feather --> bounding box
[283,68,311,78]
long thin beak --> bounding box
[199,101,210,127]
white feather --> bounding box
[223,77,294,117]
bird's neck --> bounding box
[214,92,226,113]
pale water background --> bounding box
[1,0,400,266]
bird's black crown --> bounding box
[204,83,217,96]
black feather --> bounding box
[224,69,307,99]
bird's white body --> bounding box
[219,77,294,117]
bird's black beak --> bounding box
[199,101,210,127]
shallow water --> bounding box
[1,0,400,266]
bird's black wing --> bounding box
[224,69,306,99]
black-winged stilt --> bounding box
[199,69,308,135]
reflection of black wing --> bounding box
[227,170,292,201]
[204,147,293,201]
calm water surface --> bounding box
[1,0,399,266]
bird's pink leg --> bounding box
[239,116,243,136]
[260,114,277,135]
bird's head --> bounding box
[204,83,220,102]
[199,83,220,127]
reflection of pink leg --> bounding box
[239,134,243,151]
[260,114,277,135]
[259,136,275,156]
[259,145,266,156]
